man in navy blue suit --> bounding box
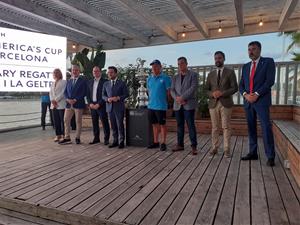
[102,66,129,149]
[239,41,276,167]
[87,66,110,145]
[59,64,87,145]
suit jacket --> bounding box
[239,57,275,108]
[102,79,129,113]
[87,77,107,111]
[49,79,67,109]
[170,70,198,111]
[64,76,87,109]
[206,67,238,108]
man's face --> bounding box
[93,67,101,79]
[151,64,161,75]
[178,59,188,73]
[72,66,80,78]
[108,68,117,80]
[214,54,224,68]
[248,44,261,60]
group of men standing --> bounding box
[56,40,276,167]
[58,65,128,149]
[146,41,275,167]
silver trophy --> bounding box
[136,58,148,108]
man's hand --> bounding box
[176,96,186,105]
[107,97,113,103]
[245,93,259,103]
[89,103,95,110]
[212,90,223,99]
[94,103,100,109]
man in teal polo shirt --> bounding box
[147,59,171,151]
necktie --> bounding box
[72,79,76,87]
[112,80,115,87]
[217,69,221,86]
[250,61,256,93]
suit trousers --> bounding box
[109,110,125,144]
[174,107,197,147]
[245,104,275,159]
[209,101,232,152]
[64,108,83,139]
[91,108,110,142]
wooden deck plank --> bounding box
[39,149,148,207]
[0,151,101,194]
[107,152,193,221]
[175,138,224,225]
[17,149,127,202]
[251,137,271,225]
[96,141,191,220]
[78,137,178,216]
[7,149,128,199]
[0,208,66,225]
[276,148,300,202]
[213,136,243,225]
[110,154,194,223]
[139,136,212,225]
[233,136,251,225]
[124,136,210,225]
[194,136,238,225]
[76,148,173,215]
[272,152,300,225]
[49,149,157,209]
[0,128,299,225]
[259,139,290,225]
[58,150,164,212]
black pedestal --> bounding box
[126,108,153,147]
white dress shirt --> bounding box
[92,78,100,102]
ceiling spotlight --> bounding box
[218,20,222,33]
[181,25,187,38]
[259,19,263,26]
[72,43,76,49]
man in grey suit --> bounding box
[206,51,238,157]
[102,66,129,149]
[170,57,198,155]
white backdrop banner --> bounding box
[0,27,67,92]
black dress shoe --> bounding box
[241,153,258,161]
[119,142,124,149]
[75,138,81,144]
[267,158,275,167]
[89,139,100,145]
[58,138,71,145]
[160,143,167,151]
[109,142,118,148]
[104,140,109,145]
[147,143,160,149]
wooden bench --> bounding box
[273,106,300,188]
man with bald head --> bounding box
[87,66,110,145]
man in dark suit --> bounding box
[102,66,129,149]
[87,66,110,145]
[206,51,238,158]
[59,64,87,145]
[239,41,276,167]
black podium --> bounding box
[126,108,153,147]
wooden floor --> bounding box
[0,127,299,225]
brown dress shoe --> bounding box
[191,146,197,155]
[209,148,218,156]
[172,145,184,152]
